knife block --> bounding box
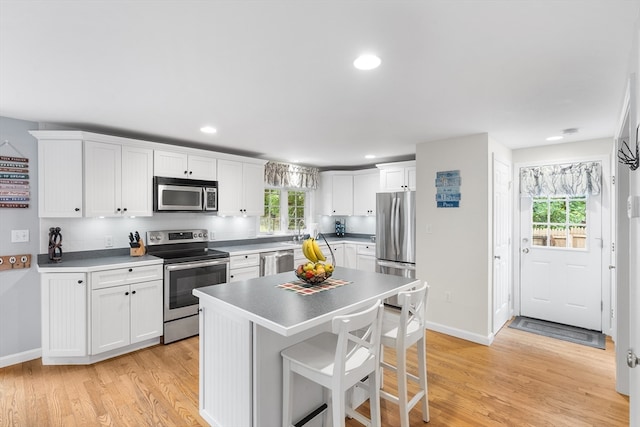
[130,241,146,257]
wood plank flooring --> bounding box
[0,322,629,426]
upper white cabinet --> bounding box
[352,169,379,216]
[318,172,354,216]
[217,159,265,216]
[154,150,217,180]
[33,134,83,217]
[84,141,153,217]
[377,161,416,192]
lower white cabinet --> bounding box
[41,273,87,359]
[230,253,260,282]
[344,243,357,268]
[91,279,163,355]
[356,243,376,272]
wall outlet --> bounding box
[104,235,113,248]
[11,229,29,243]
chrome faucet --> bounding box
[294,219,305,242]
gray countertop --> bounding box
[193,267,417,337]
[211,237,375,256]
[37,254,163,273]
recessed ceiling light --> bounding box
[200,126,217,134]
[546,136,563,141]
[365,154,376,159]
[353,54,381,71]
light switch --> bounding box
[11,229,29,243]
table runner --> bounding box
[276,278,352,295]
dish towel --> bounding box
[263,254,277,276]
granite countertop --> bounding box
[211,236,375,256]
[36,252,163,273]
[193,267,416,337]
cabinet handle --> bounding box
[230,275,234,278]
[123,208,127,212]
[125,291,129,295]
[189,171,193,175]
[132,290,136,295]
[184,170,188,175]
[77,280,84,284]
[128,268,133,272]
[116,208,121,212]
[75,208,80,212]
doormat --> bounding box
[508,316,606,350]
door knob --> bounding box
[628,349,639,368]
[522,248,530,254]
[494,255,501,259]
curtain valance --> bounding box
[264,161,319,190]
[520,161,601,197]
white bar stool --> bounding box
[379,282,430,427]
[281,300,384,427]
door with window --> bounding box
[520,162,603,331]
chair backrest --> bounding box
[397,281,429,341]
[332,299,384,381]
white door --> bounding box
[520,193,602,331]
[493,157,511,333]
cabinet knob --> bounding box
[189,171,193,175]
[75,208,80,212]
[123,208,127,212]
[77,280,83,284]
[230,275,234,278]
[132,290,136,295]
[128,268,133,272]
[116,208,121,212]
[184,170,188,175]
[125,291,129,296]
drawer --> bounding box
[230,253,260,269]
[91,264,163,290]
[357,244,376,256]
[229,265,260,282]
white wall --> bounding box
[0,117,42,365]
[416,133,496,344]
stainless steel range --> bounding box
[146,229,230,344]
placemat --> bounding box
[276,278,352,295]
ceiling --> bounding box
[1,1,638,169]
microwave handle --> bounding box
[165,259,229,271]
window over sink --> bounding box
[260,189,307,234]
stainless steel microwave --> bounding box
[153,176,218,212]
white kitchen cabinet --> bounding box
[217,159,265,216]
[230,253,260,282]
[41,273,87,360]
[84,141,153,217]
[36,138,83,217]
[378,161,416,192]
[344,243,357,268]
[353,170,379,216]
[154,149,217,180]
[321,242,344,266]
[90,265,163,355]
[356,243,376,272]
[318,172,354,216]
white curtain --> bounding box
[264,161,319,189]
[520,162,601,197]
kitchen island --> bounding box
[193,267,419,427]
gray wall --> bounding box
[0,116,41,364]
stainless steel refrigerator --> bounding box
[376,191,416,308]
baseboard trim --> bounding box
[426,321,494,346]
[0,348,42,368]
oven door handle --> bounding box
[165,259,230,272]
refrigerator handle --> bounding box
[394,195,401,255]
[390,196,398,255]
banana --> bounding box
[311,238,326,262]
[303,238,317,262]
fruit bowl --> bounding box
[295,262,334,285]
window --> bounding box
[531,196,587,248]
[260,189,307,234]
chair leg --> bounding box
[417,336,430,422]
[369,367,382,427]
[323,387,332,427]
[397,346,409,427]
[331,386,345,427]
[282,359,293,427]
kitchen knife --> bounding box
[129,232,135,243]
[134,231,140,243]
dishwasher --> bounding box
[260,249,294,276]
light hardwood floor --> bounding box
[0,323,629,427]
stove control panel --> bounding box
[147,229,209,245]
